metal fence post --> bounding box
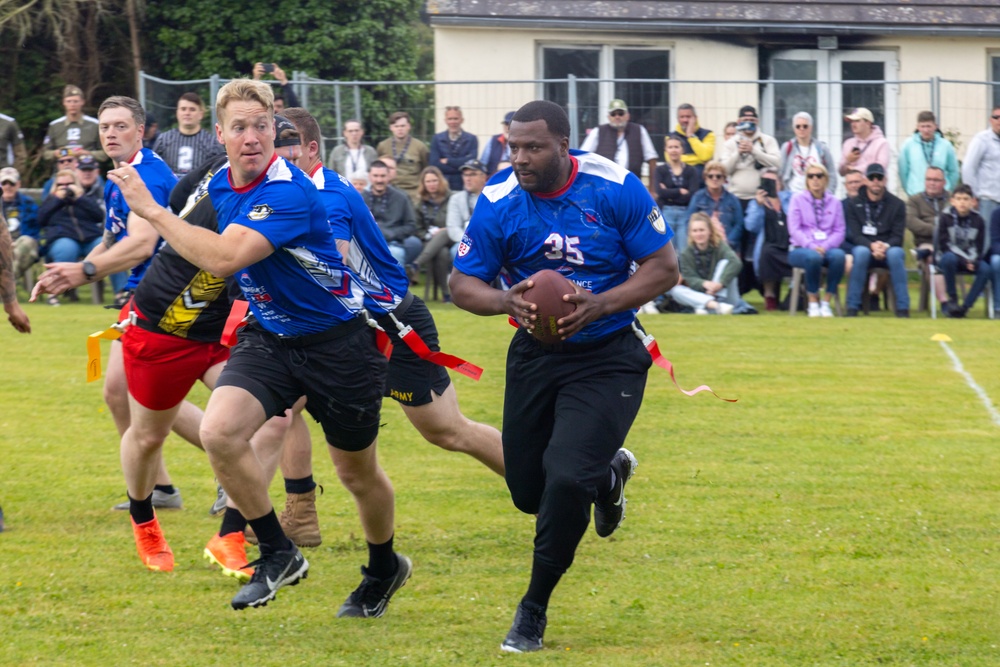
[210,74,220,128]
[138,71,147,111]
[567,75,579,149]
[334,83,343,139]
[931,76,940,124]
[353,85,362,123]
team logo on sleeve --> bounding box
[457,234,473,257]
[247,204,274,221]
[648,206,666,234]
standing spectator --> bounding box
[450,100,676,654]
[720,105,781,205]
[898,111,959,196]
[362,160,421,268]
[152,93,223,177]
[685,160,744,249]
[779,111,838,194]
[670,103,715,178]
[843,163,909,317]
[961,106,1000,225]
[787,164,846,317]
[843,168,865,199]
[481,111,514,175]
[0,167,39,284]
[252,62,300,111]
[142,112,159,150]
[376,111,429,202]
[0,112,26,172]
[36,169,105,305]
[667,212,741,315]
[715,121,738,160]
[43,85,106,163]
[935,185,989,318]
[429,106,478,191]
[745,170,792,311]
[579,99,658,194]
[329,119,377,177]
[655,136,699,251]
[838,107,889,179]
[0,210,30,333]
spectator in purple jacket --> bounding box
[787,164,845,317]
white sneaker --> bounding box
[717,303,734,315]
[694,308,708,315]
[639,301,659,315]
[819,301,834,318]
[807,302,821,318]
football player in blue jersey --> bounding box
[108,80,409,613]
[450,100,679,653]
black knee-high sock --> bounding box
[523,557,562,610]
[367,535,396,580]
[129,493,155,526]
[247,509,292,556]
[219,506,247,537]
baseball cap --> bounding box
[503,111,515,125]
[144,111,157,126]
[846,107,874,123]
[865,162,886,178]
[0,167,19,184]
[77,155,99,171]
[273,115,301,147]
[63,85,84,99]
[608,99,628,113]
[738,105,758,119]
[460,159,488,174]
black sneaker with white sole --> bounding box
[500,602,547,653]
[593,448,638,538]
[230,546,309,610]
[336,553,412,618]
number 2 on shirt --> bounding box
[543,233,585,265]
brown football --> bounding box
[522,269,577,344]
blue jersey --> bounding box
[207,154,368,337]
[454,150,671,342]
[105,148,177,289]
[308,165,410,317]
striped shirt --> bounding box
[152,128,223,177]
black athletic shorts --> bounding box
[376,293,451,407]
[217,317,386,451]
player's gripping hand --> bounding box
[557,287,605,339]
[503,277,538,330]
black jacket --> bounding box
[843,186,906,248]
[37,192,104,245]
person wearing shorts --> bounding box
[108,79,409,613]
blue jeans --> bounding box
[939,252,990,308]
[991,255,1000,308]
[788,247,846,295]
[46,236,103,263]
[661,205,688,252]
[847,245,910,311]
[388,235,423,267]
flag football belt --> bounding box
[372,293,483,381]
[86,317,129,383]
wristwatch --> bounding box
[82,260,97,282]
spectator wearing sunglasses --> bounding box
[579,99,658,195]
[779,111,838,195]
[961,106,1000,225]
[684,160,744,249]
[843,162,909,317]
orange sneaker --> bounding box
[204,532,254,582]
[131,517,174,572]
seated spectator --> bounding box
[844,163,910,317]
[75,154,105,207]
[42,148,80,198]
[906,166,949,294]
[990,207,1000,316]
[843,168,864,199]
[252,62,300,111]
[36,169,105,305]
[787,164,846,317]
[445,159,488,262]
[935,185,989,318]
[412,166,452,299]
[481,111,514,176]
[666,213,742,314]
[361,159,421,269]
[429,106,478,191]
[0,167,39,284]
[684,160,743,250]
[330,119,377,177]
[347,171,369,193]
[745,169,792,311]
[142,111,159,149]
[655,136,699,252]
[779,112,838,194]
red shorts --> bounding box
[121,325,230,411]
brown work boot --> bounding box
[279,487,322,548]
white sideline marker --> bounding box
[933,334,1000,427]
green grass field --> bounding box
[2,294,1000,666]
